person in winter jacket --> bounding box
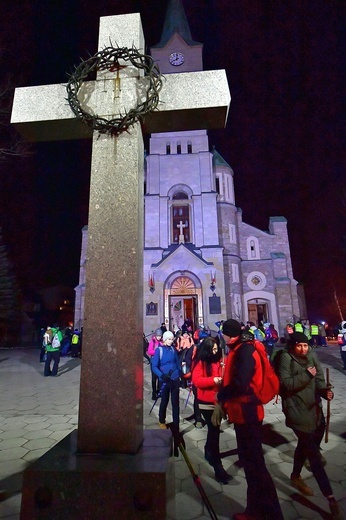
[217,319,283,520]
[263,322,278,361]
[176,330,194,352]
[277,332,342,519]
[148,328,163,400]
[192,336,232,484]
[338,320,346,369]
[44,324,63,377]
[151,330,181,429]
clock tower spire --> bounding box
[150,0,203,74]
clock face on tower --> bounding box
[169,52,185,66]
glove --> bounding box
[211,403,226,427]
[161,374,171,383]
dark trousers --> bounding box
[44,351,60,376]
[39,346,46,362]
[292,418,332,497]
[151,367,159,396]
[192,385,202,423]
[200,408,221,464]
[235,422,283,519]
[341,349,346,369]
[159,378,180,426]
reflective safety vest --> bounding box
[311,324,319,335]
[294,322,303,333]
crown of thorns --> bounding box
[66,45,163,137]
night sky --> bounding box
[0,0,344,325]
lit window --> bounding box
[172,205,190,243]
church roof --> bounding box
[212,146,231,168]
[152,0,202,48]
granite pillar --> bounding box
[77,125,144,454]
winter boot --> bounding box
[290,474,313,496]
[213,463,232,484]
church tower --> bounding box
[145,0,230,333]
[150,0,203,73]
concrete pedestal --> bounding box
[20,429,174,520]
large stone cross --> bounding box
[11,13,230,455]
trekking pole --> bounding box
[167,423,219,520]
[149,383,166,415]
[325,368,331,443]
[184,384,193,409]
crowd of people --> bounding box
[144,318,342,520]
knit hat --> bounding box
[163,331,174,342]
[289,332,309,346]
[154,328,162,336]
[222,319,242,338]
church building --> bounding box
[74,0,306,336]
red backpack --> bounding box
[253,340,280,404]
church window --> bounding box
[177,143,181,154]
[172,205,190,243]
[166,143,171,154]
[187,142,192,154]
[173,191,188,200]
[229,223,236,243]
[216,177,220,194]
[246,236,260,259]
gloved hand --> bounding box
[211,403,226,427]
[161,374,171,383]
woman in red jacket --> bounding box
[192,336,232,484]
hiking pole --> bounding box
[325,368,331,443]
[167,423,219,520]
[149,383,166,415]
[184,384,193,409]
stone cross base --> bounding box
[20,430,174,519]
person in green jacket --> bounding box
[277,332,342,520]
[44,324,63,377]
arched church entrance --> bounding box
[164,274,203,333]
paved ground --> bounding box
[0,343,345,520]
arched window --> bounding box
[246,236,260,259]
[172,205,190,243]
[173,191,188,200]
[168,186,193,244]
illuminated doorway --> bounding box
[248,302,269,326]
[165,275,203,332]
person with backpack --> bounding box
[151,330,181,429]
[148,328,164,400]
[192,335,232,484]
[70,329,80,358]
[263,322,278,361]
[276,332,342,519]
[216,319,283,520]
[44,324,63,377]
